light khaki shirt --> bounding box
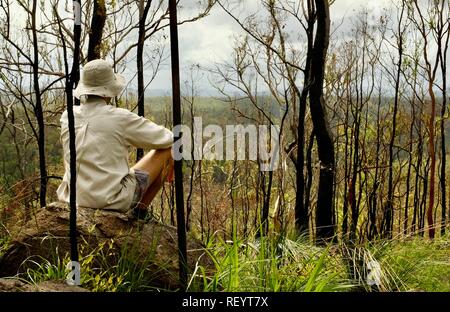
[57,97,173,212]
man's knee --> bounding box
[152,147,173,163]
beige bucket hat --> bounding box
[73,59,126,99]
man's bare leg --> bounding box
[138,170,164,209]
[131,147,173,210]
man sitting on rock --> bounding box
[57,59,174,219]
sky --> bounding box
[148,0,395,94]
[6,0,407,95]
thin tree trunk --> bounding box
[439,84,446,236]
[262,170,273,236]
[304,130,315,228]
[185,91,196,232]
[411,0,439,239]
[386,6,404,238]
[199,160,205,240]
[438,0,449,235]
[420,156,430,236]
[427,90,437,239]
[404,98,415,235]
[369,81,382,240]
[168,0,187,288]
[342,86,350,239]
[412,98,424,235]
[31,0,47,208]
[136,0,152,161]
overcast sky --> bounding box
[146,0,395,94]
[7,0,404,95]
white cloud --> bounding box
[331,0,394,18]
[179,7,236,65]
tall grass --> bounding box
[188,232,353,292]
[376,235,450,292]
[20,235,167,292]
[6,230,450,292]
[338,233,450,292]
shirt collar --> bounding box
[80,96,108,106]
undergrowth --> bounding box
[2,230,448,292]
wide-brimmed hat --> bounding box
[73,59,126,99]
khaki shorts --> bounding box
[130,169,151,210]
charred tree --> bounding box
[295,0,314,235]
[309,0,335,242]
[31,0,47,208]
[385,4,405,239]
[87,0,106,61]
[136,0,153,161]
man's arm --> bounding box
[122,109,173,150]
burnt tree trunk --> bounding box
[438,0,449,235]
[87,0,106,61]
[309,0,335,242]
[31,0,47,208]
[136,0,153,161]
[385,8,404,239]
[295,0,314,235]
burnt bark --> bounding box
[309,0,335,242]
[385,5,404,239]
[31,0,47,208]
[87,0,106,61]
[295,0,314,235]
[136,0,153,161]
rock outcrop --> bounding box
[0,202,211,290]
[0,278,88,292]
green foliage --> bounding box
[20,234,166,292]
[8,231,450,292]
[188,233,352,292]
[338,235,450,292]
[378,236,450,292]
[0,229,10,259]
[24,256,67,285]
